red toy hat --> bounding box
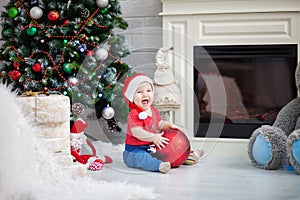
[70,118,88,134]
[122,73,154,112]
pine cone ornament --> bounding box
[72,103,85,117]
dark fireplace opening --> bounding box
[194,44,298,138]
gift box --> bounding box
[16,94,70,125]
[16,94,72,165]
[35,122,70,138]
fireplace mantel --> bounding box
[159,0,300,142]
[160,0,300,15]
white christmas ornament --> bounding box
[30,7,43,20]
[102,106,114,119]
[95,48,108,61]
[68,76,79,85]
[96,0,109,8]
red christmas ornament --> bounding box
[13,62,20,69]
[86,50,94,56]
[8,70,21,81]
[43,87,49,93]
[153,129,191,168]
[47,11,60,22]
[63,20,70,25]
[32,62,42,73]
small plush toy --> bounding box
[70,118,112,171]
[247,64,300,174]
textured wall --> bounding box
[119,0,162,78]
[0,0,9,9]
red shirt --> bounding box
[125,106,162,146]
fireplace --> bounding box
[194,44,297,138]
[160,0,300,140]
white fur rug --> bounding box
[0,82,156,200]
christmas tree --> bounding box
[0,0,134,131]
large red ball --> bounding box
[153,129,190,168]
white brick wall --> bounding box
[0,0,8,8]
[119,0,163,78]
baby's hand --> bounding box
[152,132,169,149]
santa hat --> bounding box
[70,118,88,135]
[122,73,154,111]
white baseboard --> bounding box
[190,137,249,159]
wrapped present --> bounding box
[15,94,70,125]
[35,122,70,138]
[16,94,72,165]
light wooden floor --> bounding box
[89,141,300,200]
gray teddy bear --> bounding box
[247,64,300,174]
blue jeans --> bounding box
[123,144,162,172]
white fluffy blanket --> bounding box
[0,83,156,200]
